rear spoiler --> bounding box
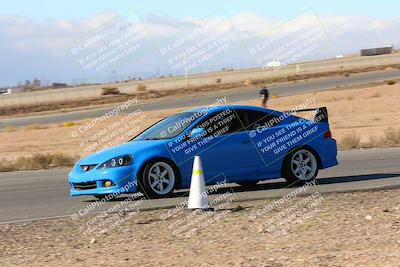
[283,107,329,123]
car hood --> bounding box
[78,140,165,165]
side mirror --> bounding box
[189,128,206,140]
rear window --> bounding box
[237,109,281,130]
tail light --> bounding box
[324,130,332,138]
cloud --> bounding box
[0,11,398,86]
[230,13,279,36]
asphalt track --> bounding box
[2,69,400,129]
[0,148,399,224]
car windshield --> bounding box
[132,111,204,140]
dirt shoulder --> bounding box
[1,81,399,164]
[1,188,399,266]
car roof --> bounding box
[185,104,277,114]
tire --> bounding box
[282,148,319,185]
[139,159,178,199]
[237,181,259,187]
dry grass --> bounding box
[387,80,396,85]
[369,92,381,98]
[3,126,17,132]
[136,84,147,92]
[335,128,400,149]
[101,87,120,95]
[243,79,256,86]
[366,136,384,148]
[363,128,400,148]
[339,133,361,149]
[215,78,222,84]
[62,122,75,127]
[24,124,49,131]
[0,153,79,172]
[384,128,400,145]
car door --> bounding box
[184,108,265,183]
[240,108,283,175]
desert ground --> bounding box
[1,187,399,267]
[1,81,399,167]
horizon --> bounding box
[0,1,399,87]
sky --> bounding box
[3,0,400,20]
[0,0,399,87]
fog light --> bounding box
[104,181,112,187]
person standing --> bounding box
[259,87,269,108]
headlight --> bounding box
[99,155,132,169]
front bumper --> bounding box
[69,165,138,196]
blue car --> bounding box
[69,105,338,199]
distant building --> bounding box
[265,61,281,68]
[361,45,394,56]
[5,87,24,94]
[51,83,68,89]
